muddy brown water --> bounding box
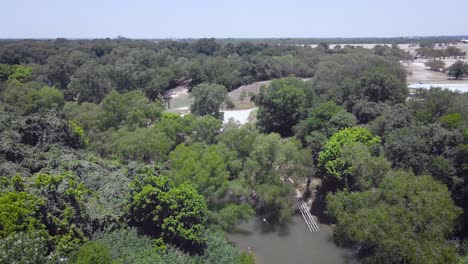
[228,215,358,264]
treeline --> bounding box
[0,38,414,104]
[1,38,467,263]
[417,43,466,59]
[0,38,320,102]
[175,36,468,45]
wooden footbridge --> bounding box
[297,200,320,232]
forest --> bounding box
[0,38,467,264]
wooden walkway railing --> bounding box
[297,200,320,232]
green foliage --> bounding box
[31,172,90,253]
[256,183,294,224]
[217,122,258,162]
[0,64,32,82]
[96,228,163,264]
[447,60,468,80]
[340,142,391,190]
[100,90,163,130]
[212,203,255,232]
[0,191,45,238]
[169,143,229,202]
[8,65,33,81]
[255,78,310,137]
[408,88,464,123]
[1,82,64,114]
[318,127,380,185]
[358,69,408,104]
[384,124,462,175]
[243,133,308,185]
[295,101,357,146]
[201,231,247,264]
[44,50,90,89]
[2,38,467,263]
[239,252,256,264]
[0,231,49,264]
[439,113,463,129]
[162,111,181,120]
[190,83,227,119]
[327,171,461,263]
[70,241,112,264]
[125,174,208,253]
[112,126,173,163]
[68,61,110,103]
[425,59,446,72]
[368,104,414,138]
[69,119,89,146]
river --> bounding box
[228,216,357,264]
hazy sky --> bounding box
[2,0,468,38]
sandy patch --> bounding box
[228,81,271,109]
[222,108,257,125]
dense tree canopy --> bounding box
[1,38,467,263]
[255,78,313,137]
[327,172,461,263]
[126,173,208,253]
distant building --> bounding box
[462,39,468,44]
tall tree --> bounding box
[447,60,468,80]
[255,78,310,137]
[126,174,208,254]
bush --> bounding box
[70,241,112,264]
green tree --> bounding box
[439,113,463,129]
[358,69,408,104]
[447,60,468,80]
[100,90,163,130]
[70,241,112,264]
[0,232,49,264]
[8,65,32,82]
[212,203,255,232]
[44,51,89,90]
[169,143,229,202]
[340,142,391,191]
[126,174,208,253]
[0,191,45,238]
[255,78,309,137]
[295,101,357,144]
[192,38,221,56]
[384,124,461,175]
[327,171,461,263]
[95,228,162,264]
[112,126,173,163]
[68,61,110,103]
[1,82,64,114]
[425,59,446,72]
[317,127,381,187]
[190,83,227,119]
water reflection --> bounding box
[228,215,358,264]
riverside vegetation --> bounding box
[0,38,467,263]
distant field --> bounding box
[308,43,468,85]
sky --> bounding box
[1,0,468,39]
